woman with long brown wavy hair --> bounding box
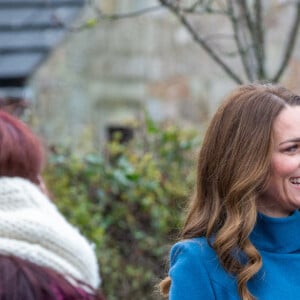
[160,83,300,299]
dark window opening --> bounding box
[106,125,134,144]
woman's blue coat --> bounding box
[169,210,300,299]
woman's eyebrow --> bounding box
[279,138,300,145]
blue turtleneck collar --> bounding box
[250,210,300,254]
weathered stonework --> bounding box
[29,0,300,151]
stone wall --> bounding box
[29,0,300,151]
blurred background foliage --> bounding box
[44,118,200,300]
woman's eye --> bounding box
[285,145,298,152]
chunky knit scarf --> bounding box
[0,177,100,289]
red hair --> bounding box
[0,255,105,300]
[0,110,44,184]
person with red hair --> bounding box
[0,110,104,300]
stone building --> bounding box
[28,0,300,151]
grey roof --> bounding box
[0,0,85,87]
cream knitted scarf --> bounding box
[0,177,100,289]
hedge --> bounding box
[44,119,200,300]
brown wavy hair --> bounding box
[160,83,300,300]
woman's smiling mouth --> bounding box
[289,177,300,185]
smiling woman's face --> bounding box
[259,106,300,217]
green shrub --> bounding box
[44,120,200,300]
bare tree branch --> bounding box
[237,1,255,37]
[188,0,206,11]
[161,0,227,14]
[227,0,254,81]
[74,4,164,30]
[254,0,266,79]
[182,7,228,15]
[159,0,243,84]
[97,5,163,20]
[239,1,266,79]
[82,0,300,84]
[272,2,300,82]
[236,1,260,79]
